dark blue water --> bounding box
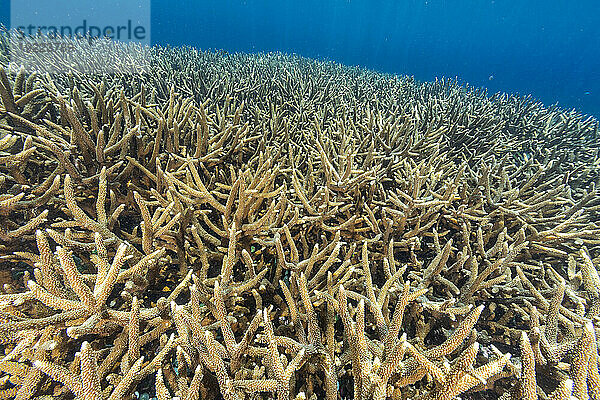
[2,1,599,118]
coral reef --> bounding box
[1,31,599,399]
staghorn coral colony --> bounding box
[0,32,599,400]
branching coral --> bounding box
[1,30,599,399]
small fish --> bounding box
[488,75,494,81]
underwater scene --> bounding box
[0,1,599,399]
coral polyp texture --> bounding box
[1,32,600,400]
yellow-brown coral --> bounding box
[0,29,599,399]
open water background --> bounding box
[1,0,598,118]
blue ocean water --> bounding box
[2,1,599,118]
